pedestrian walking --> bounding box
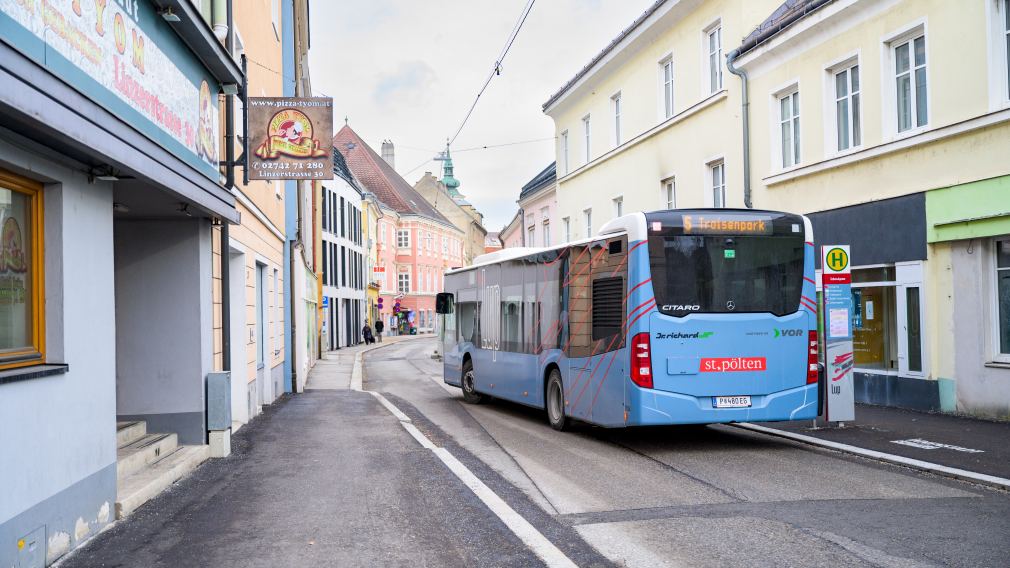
[362,322,374,345]
[374,319,384,342]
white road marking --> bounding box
[368,391,412,422]
[367,375,578,568]
[738,423,1010,491]
[432,447,579,568]
[350,352,363,391]
[401,422,436,449]
[891,439,984,453]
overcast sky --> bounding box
[308,0,655,231]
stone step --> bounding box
[115,445,210,519]
[117,433,178,481]
[116,420,147,448]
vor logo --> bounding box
[773,328,803,338]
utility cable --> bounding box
[447,0,536,146]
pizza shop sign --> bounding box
[1,0,221,178]
[248,97,334,181]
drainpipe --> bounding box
[221,0,235,372]
[725,49,752,209]
[211,0,228,42]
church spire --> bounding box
[440,141,462,198]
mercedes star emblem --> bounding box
[726,300,736,311]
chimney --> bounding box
[381,140,395,169]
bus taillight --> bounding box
[807,331,818,384]
[630,332,653,389]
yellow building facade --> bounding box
[544,0,1010,418]
[544,0,781,243]
[737,0,1010,418]
[210,0,287,429]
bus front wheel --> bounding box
[460,360,483,404]
[546,369,569,431]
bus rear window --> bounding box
[649,234,804,316]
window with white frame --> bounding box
[271,0,280,40]
[442,236,448,253]
[894,34,928,132]
[1005,0,1010,99]
[835,64,861,151]
[398,272,410,294]
[709,161,726,208]
[560,130,569,175]
[584,208,592,237]
[707,22,723,93]
[582,115,591,163]
[396,229,410,248]
[612,92,622,146]
[661,56,674,119]
[527,224,535,247]
[779,90,800,168]
[663,177,676,209]
[541,207,550,247]
[996,237,1010,358]
[562,217,571,242]
[613,196,624,218]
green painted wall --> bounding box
[927,175,1010,243]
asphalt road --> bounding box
[366,338,1010,568]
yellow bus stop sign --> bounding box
[825,247,849,272]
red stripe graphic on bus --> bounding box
[570,297,656,403]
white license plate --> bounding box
[713,396,751,408]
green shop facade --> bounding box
[926,175,1010,419]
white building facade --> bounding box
[321,164,367,350]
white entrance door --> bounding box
[895,262,925,378]
[896,283,924,377]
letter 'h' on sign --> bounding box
[821,245,855,423]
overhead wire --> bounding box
[447,0,536,147]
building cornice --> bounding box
[543,0,695,114]
[763,108,1010,186]
[232,188,284,241]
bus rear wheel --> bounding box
[460,360,483,404]
[546,369,569,431]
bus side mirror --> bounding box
[435,292,453,314]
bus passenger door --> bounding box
[437,292,460,383]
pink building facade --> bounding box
[517,162,559,247]
[336,125,464,334]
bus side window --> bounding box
[443,295,456,340]
[458,302,476,344]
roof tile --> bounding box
[333,125,452,225]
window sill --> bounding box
[984,362,1010,370]
[0,363,70,386]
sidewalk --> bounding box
[305,334,427,390]
[756,404,1010,482]
[59,333,543,568]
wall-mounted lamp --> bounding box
[112,202,130,213]
[159,8,181,22]
[178,203,192,217]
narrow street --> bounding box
[58,337,1010,567]
[366,339,1010,568]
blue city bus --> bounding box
[435,209,821,430]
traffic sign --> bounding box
[821,244,854,423]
